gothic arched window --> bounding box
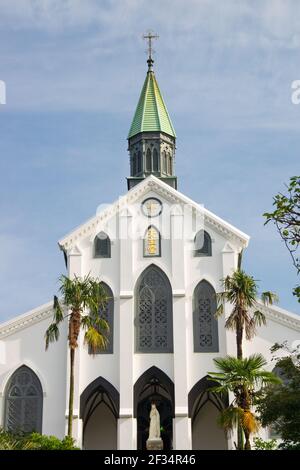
[193,280,219,352]
[194,230,212,257]
[164,152,168,174]
[94,232,111,258]
[137,151,142,173]
[89,282,114,354]
[162,151,167,173]
[4,366,43,434]
[146,148,152,172]
[132,153,137,175]
[153,148,159,172]
[143,225,161,257]
[168,155,173,175]
[136,265,173,353]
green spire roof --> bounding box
[128,70,176,139]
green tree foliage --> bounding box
[264,176,300,302]
[208,354,280,450]
[253,437,277,450]
[217,270,278,359]
[0,429,79,450]
[45,274,109,437]
[256,341,300,449]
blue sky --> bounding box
[0,0,299,321]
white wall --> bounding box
[0,310,67,439]
[192,401,228,450]
[83,402,117,450]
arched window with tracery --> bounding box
[4,366,43,434]
[164,152,168,174]
[193,280,219,352]
[153,148,159,172]
[137,151,142,173]
[168,155,173,175]
[146,148,152,172]
[136,265,173,353]
[132,153,137,175]
[162,151,167,173]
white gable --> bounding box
[58,175,249,252]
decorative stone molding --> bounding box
[256,301,300,332]
[119,409,133,418]
[221,242,235,253]
[0,302,54,339]
[173,290,186,297]
[175,407,189,417]
[68,245,82,256]
[119,291,134,299]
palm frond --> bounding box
[253,370,281,386]
[252,310,267,327]
[215,301,224,318]
[53,295,64,323]
[261,291,279,306]
[242,410,260,434]
[244,353,267,371]
[81,314,109,333]
[45,323,60,349]
[84,326,108,355]
[224,311,238,331]
[213,355,241,373]
[218,406,244,434]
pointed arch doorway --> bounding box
[80,377,119,450]
[188,376,228,450]
[134,367,174,450]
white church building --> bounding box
[0,49,300,451]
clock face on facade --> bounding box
[142,198,162,218]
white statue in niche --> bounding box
[148,403,161,440]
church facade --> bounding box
[0,51,300,450]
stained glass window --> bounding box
[4,366,43,434]
[136,266,173,353]
[143,226,161,257]
[193,280,219,352]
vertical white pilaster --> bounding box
[171,212,192,449]
[117,416,137,450]
[118,210,136,449]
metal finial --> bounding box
[143,31,159,71]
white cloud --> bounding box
[0,0,300,45]
[1,0,300,123]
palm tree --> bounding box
[208,354,281,450]
[217,270,278,359]
[45,274,109,438]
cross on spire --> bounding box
[143,31,159,70]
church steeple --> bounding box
[127,33,177,190]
